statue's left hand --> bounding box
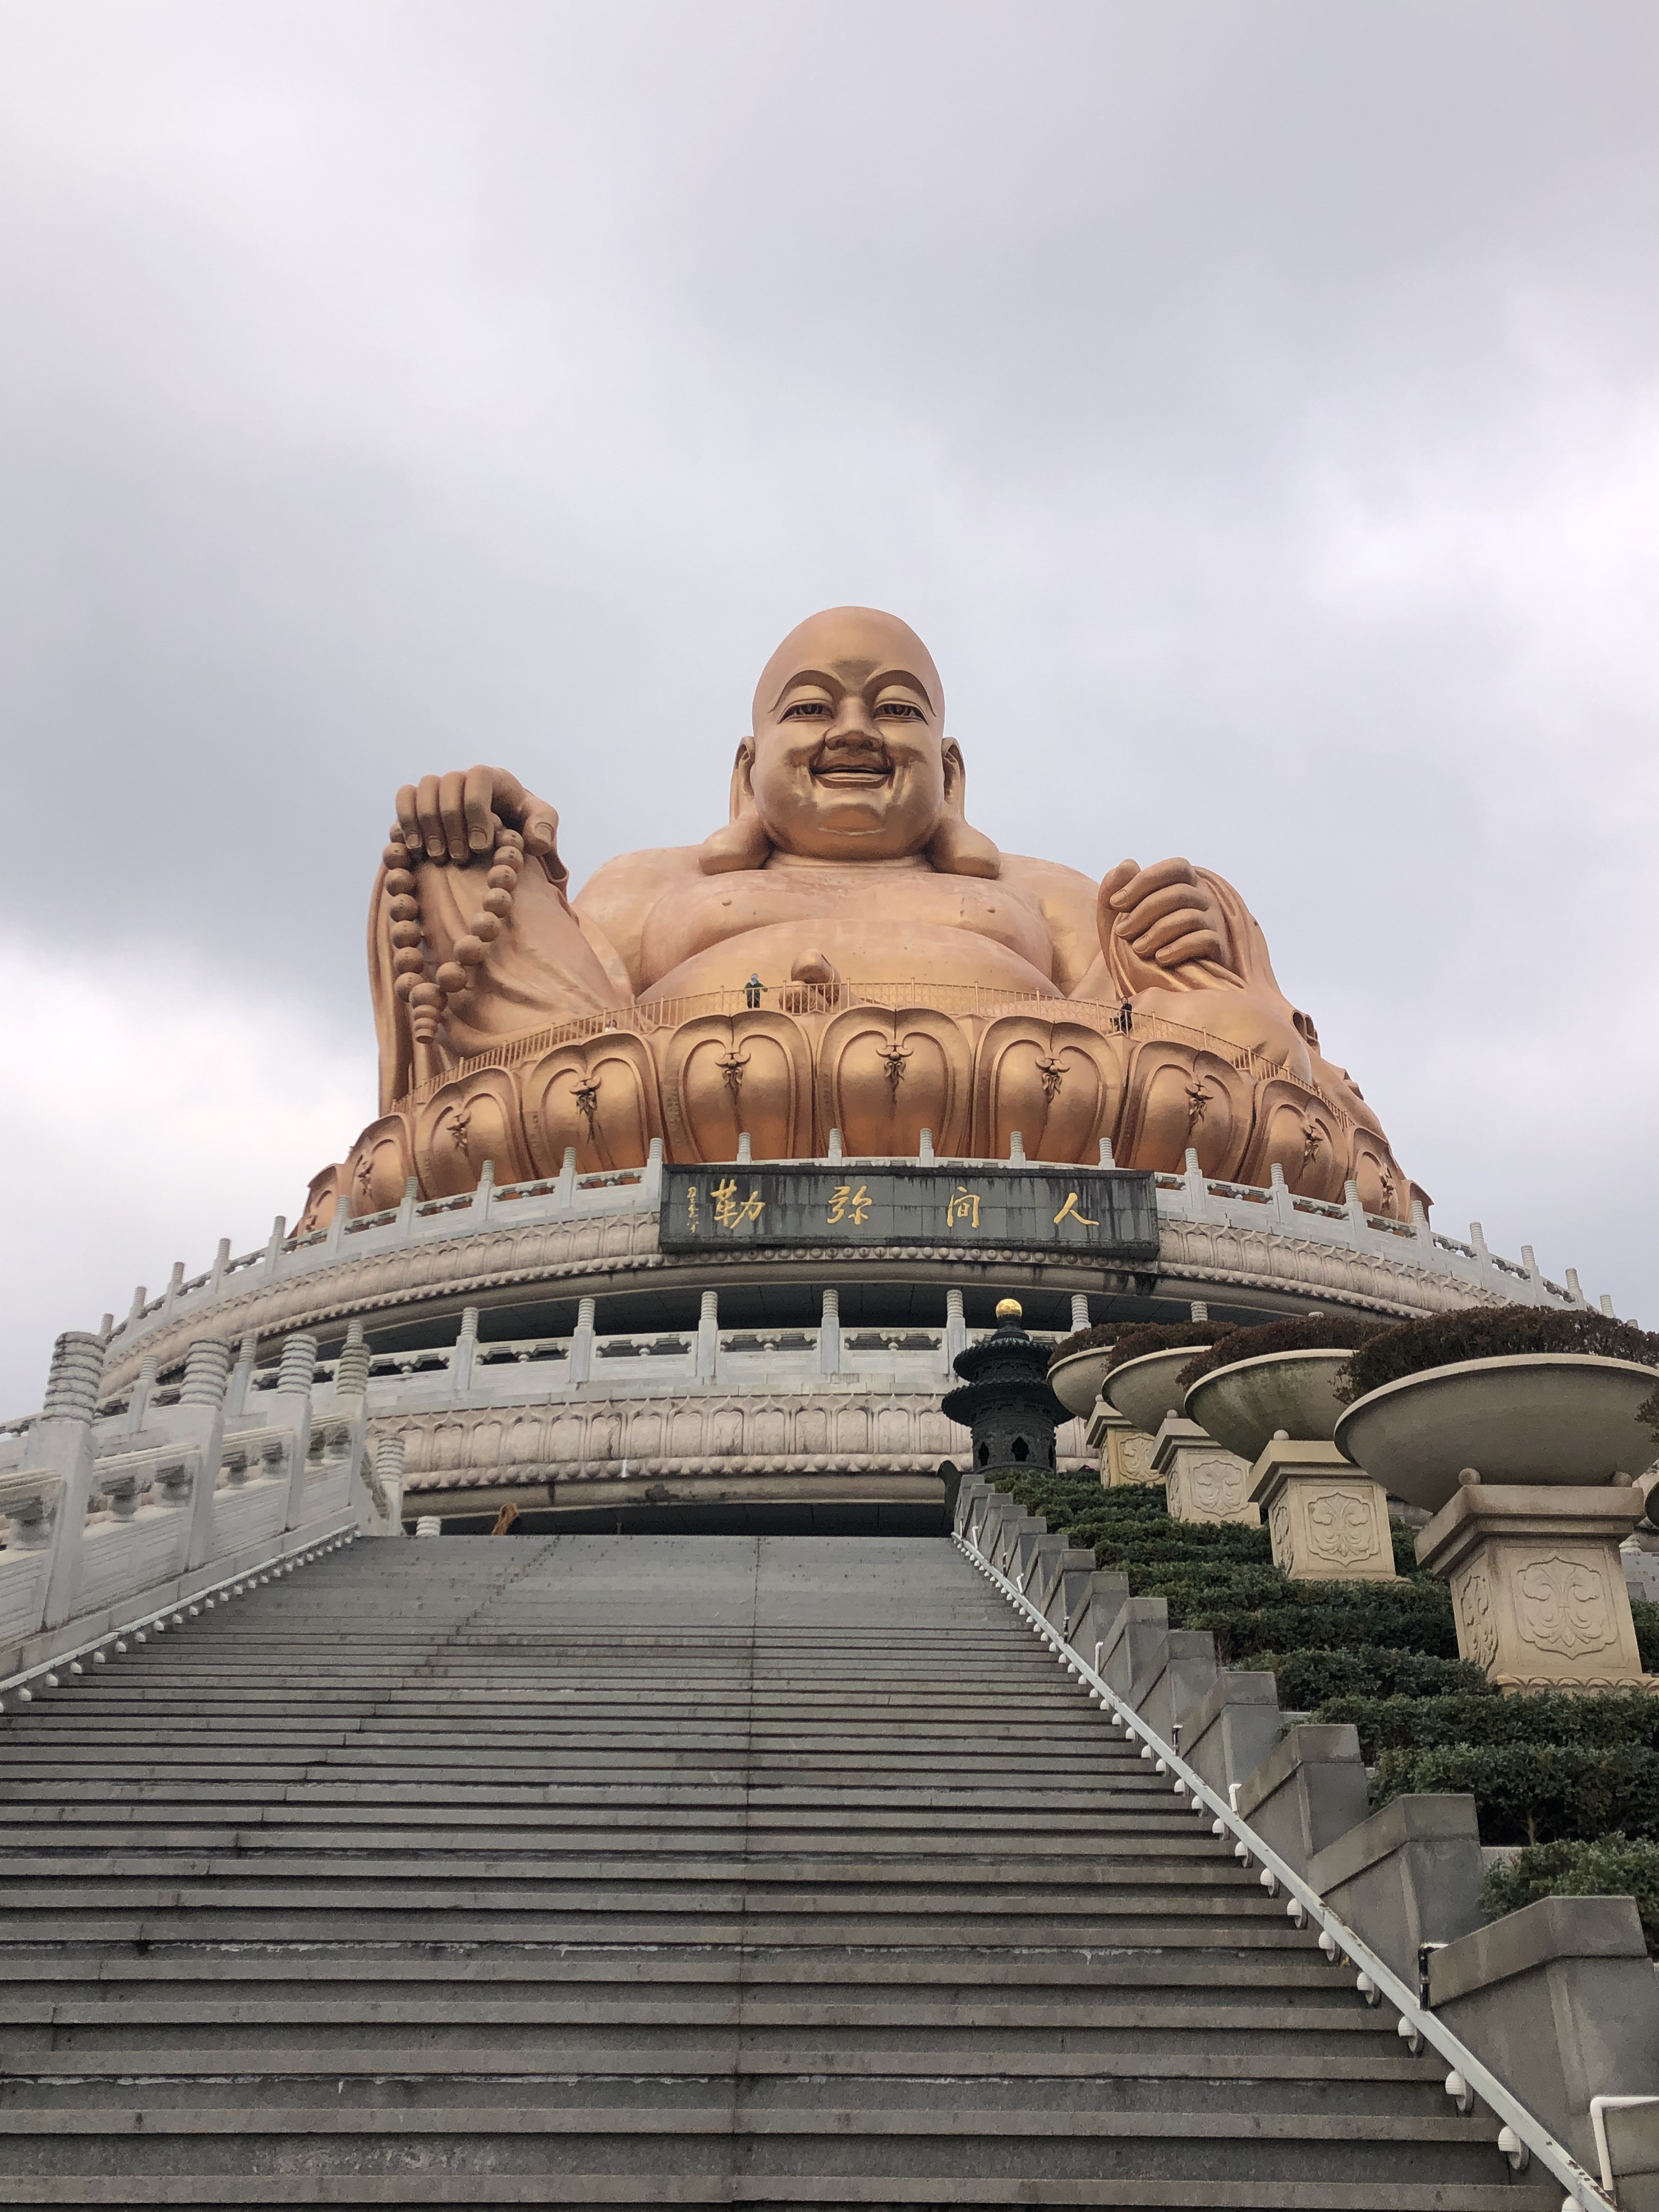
[1099,856,1231,971]
[393,765,561,866]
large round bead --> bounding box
[435,962,469,994]
[387,894,419,922]
[385,868,416,896]
[394,972,420,1002]
[390,921,422,950]
[453,934,486,966]
[471,911,501,942]
[382,842,409,871]
[486,865,517,891]
[392,946,425,977]
[409,980,443,1011]
[496,827,524,851]
[481,888,512,918]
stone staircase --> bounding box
[0,1534,1555,2207]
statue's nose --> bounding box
[826,707,881,747]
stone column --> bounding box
[569,1296,596,1384]
[223,1333,259,1420]
[126,1354,159,1435]
[179,1338,235,1571]
[1417,1476,1653,1690]
[39,1331,106,1630]
[696,1290,719,1381]
[943,1288,967,1373]
[1247,1438,1398,1581]
[1152,1416,1257,1526]
[818,1288,842,1376]
[276,1333,320,1528]
[1069,1294,1091,1331]
[369,1432,406,1534]
[450,1307,479,1398]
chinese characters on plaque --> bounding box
[659,1166,1158,1257]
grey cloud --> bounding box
[1,0,1655,1406]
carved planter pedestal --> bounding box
[1086,1400,1161,1489]
[1152,1417,1257,1527]
[1416,1480,1655,1692]
[1246,1439,1398,1582]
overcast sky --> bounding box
[3,1,1656,1412]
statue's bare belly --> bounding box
[640,921,1059,1003]
[635,865,1059,1003]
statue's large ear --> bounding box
[926,739,1000,878]
[699,740,772,874]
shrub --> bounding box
[1333,1305,1659,1437]
[1263,1647,1491,1708]
[1312,1689,1659,1763]
[1105,1321,1234,1373]
[1373,1743,1659,1846]
[1183,1582,1458,1664]
[1633,1601,1659,1673]
[1486,1835,1659,1957]
[1175,1315,1389,1395]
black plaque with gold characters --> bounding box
[658,1165,1158,1256]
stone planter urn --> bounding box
[1188,1350,1396,1583]
[1334,1355,1659,1689]
[1049,1344,1158,1491]
[1047,1345,1115,1419]
[1107,1348,1255,1528]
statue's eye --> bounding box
[876,700,922,719]
[781,701,831,718]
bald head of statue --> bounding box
[699,606,999,877]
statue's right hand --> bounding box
[393,765,561,866]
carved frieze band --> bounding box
[100,1210,1482,1398]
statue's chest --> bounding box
[642,866,1049,972]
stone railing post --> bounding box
[696,1290,719,1381]
[38,1331,106,1631]
[126,1353,159,1435]
[366,1432,406,1534]
[943,1288,967,1374]
[224,1332,259,1419]
[277,1333,320,1528]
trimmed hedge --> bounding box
[1333,1303,1659,1436]
[1175,1315,1387,1395]
[1314,1689,1659,1763]
[1633,1600,1659,1673]
[1486,1835,1659,1957]
[1263,1646,1491,1708]
[1373,1742,1659,1846]
[1102,1321,1234,1372]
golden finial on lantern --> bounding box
[995,1298,1023,1323]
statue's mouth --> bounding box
[811,748,891,789]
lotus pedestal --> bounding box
[1152,1418,1257,1527]
[1086,1400,1160,1488]
[1415,1482,1655,1692]
[1245,1440,1398,1583]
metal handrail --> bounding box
[956,1523,1616,2212]
[0,1515,359,1708]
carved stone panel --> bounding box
[1261,1470,1398,1582]
[415,1068,533,1197]
[661,1012,813,1163]
[815,1006,972,1159]
[1238,1079,1347,1203]
[1115,1042,1252,1178]
[522,1033,663,1176]
[1452,1562,1500,1672]
[970,1017,1125,1165]
[1164,1442,1259,1527]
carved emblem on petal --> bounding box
[662,1011,812,1163]
[817,1006,970,1158]
[522,1033,663,1176]
[969,1018,1124,1164]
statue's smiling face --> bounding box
[747,607,948,861]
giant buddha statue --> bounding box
[301,607,1416,1228]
